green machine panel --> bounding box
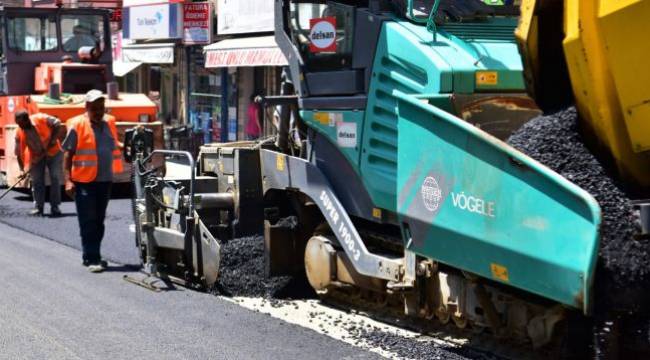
[301,110,365,171]
[361,16,527,212]
[395,91,600,312]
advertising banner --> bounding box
[30,0,56,7]
[205,48,287,68]
[203,36,287,68]
[123,0,183,6]
[123,3,183,40]
[122,44,175,64]
[183,2,212,45]
[217,0,274,35]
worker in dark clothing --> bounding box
[14,110,65,216]
[63,25,97,52]
[63,90,123,273]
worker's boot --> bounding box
[88,264,104,273]
[88,262,106,273]
[29,206,44,216]
[51,206,62,217]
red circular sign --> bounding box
[309,17,337,53]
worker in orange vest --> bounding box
[14,110,65,216]
[62,90,123,273]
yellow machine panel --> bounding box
[517,0,650,188]
[563,0,650,186]
[596,0,650,153]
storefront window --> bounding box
[61,15,105,52]
[226,69,238,142]
[189,47,224,142]
[7,17,57,51]
[156,65,179,125]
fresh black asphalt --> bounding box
[0,191,378,359]
[0,189,140,265]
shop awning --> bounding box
[112,61,142,77]
[122,43,175,64]
[204,36,288,68]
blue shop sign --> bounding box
[123,3,183,40]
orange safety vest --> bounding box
[69,113,124,183]
[17,113,61,168]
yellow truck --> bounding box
[517,0,650,190]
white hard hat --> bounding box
[85,89,105,103]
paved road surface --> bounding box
[0,189,474,359]
[0,221,376,359]
[0,158,194,265]
[0,189,140,265]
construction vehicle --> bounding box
[0,6,162,188]
[517,0,650,193]
[127,0,649,351]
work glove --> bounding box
[65,180,76,199]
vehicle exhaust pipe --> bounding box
[192,193,234,210]
[48,83,61,100]
[107,81,119,100]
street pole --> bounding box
[220,68,228,143]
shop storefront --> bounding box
[203,0,286,143]
[186,47,224,142]
[183,2,219,142]
[113,0,284,143]
[121,42,181,124]
[116,1,186,125]
[204,36,287,141]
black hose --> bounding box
[276,72,294,152]
[130,161,141,249]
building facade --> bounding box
[202,0,286,142]
[113,0,286,144]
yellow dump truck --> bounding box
[517,0,650,189]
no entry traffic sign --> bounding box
[309,17,337,53]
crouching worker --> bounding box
[62,90,123,273]
[14,110,65,216]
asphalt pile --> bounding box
[507,107,650,307]
[210,213,317,299]
[347,327,489,360]
[211,235,292,297]
[211,235,490,359]
[210,233,483,359]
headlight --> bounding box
[138,113,150,123]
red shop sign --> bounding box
[183,2,212,45]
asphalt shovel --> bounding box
[0,172,29,202]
